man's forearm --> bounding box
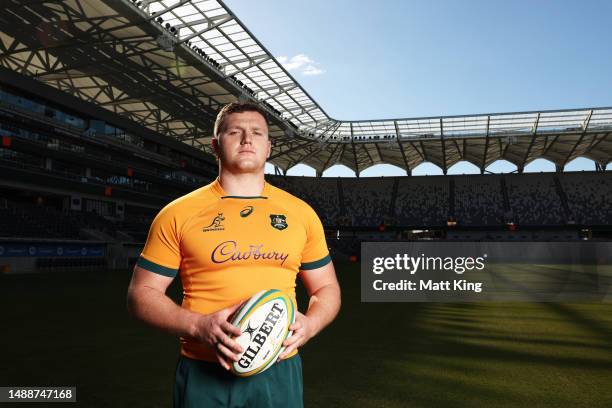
[304,283,341,336]
[127,285,198,338]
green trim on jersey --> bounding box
[137,256,178,277]
[300,254,332,270]
[221,196,268,199]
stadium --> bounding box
[1,0,611,407]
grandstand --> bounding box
[0,0,610,271]
[1,1,612,407]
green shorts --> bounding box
[173,355,303,408]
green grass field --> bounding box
[1,261,611,407]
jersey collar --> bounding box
[211,177,270,199]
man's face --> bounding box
[213,110,271,174]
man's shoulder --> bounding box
[157,181,217,216]
[268,183,307,205]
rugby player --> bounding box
[127,101,341,407]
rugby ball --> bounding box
[230,289,295,377]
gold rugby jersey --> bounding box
[137,178,331,362]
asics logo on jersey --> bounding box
[240,206,254,218]
[203,213,225,232]
[211,240,289,265]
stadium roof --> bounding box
[1,0,611,174]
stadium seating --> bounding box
[267,171,611,229]
[506,173,566,225]
[2,171,610,243]
[0,198,116,240]
[267,176,341,226]
[395,176,449,226]
[0,202,81,239]
[453,175,505,226]
[341,178,394,227]
[560,172,612,226]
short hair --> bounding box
[213,101,269,138]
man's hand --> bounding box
[278,261,341,361]
[278,311,316,360]
[191,303,244,370]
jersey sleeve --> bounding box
[300,205,331,270]
[137,205,181,278]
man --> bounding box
[127,101,341,407]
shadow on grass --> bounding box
[2,263,611,408]
[0,269,183,408]
[299,261,612,408]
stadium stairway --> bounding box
[553,175,573,222]
[337,178,346,216]
[389,179,399,217]
[500,176,511,214]
[449,178,455,217]
[116,230,134,242]
[80,228,115,242]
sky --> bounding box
[224,0,612,177]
